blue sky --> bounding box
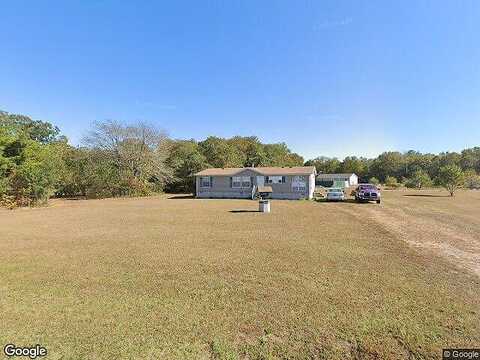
[1,1,479,160]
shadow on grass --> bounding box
[168,194,195,200]
[403,194,448,198]
[229,210,260,213]
[315,198,374,204]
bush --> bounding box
[0,195,18,210]
[464,172,480,190]
[369,177,380,186]
[404,170,433,189]
[0,177,8,196]
[385,176,400,188]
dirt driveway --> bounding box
[334,189,480,277]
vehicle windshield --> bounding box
[359,184,376,190]
[328,188,342,193]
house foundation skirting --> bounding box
[196,191,308,200]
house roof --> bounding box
[195,166,316,176]
[316,173,356,179]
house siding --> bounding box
[196,169,315,200]
[196,176,253,199]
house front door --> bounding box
[256,176,264,187]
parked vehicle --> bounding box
[326,188,345,201]
[353,184,381,204]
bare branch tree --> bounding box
[82,120,172,196]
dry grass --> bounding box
[0,191,479,359]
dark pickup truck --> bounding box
[353,184,381,204]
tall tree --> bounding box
[228,136,268,167]
[340,156,368,177]
[263,143,303,167]
[305,156,340,174]
[404,150,434,177]
[460,147,480,173]
[165,140,208,193]
[0,111,61,143]
[198,136,244,168]
[82,120,172,197]
[370,152,405,181]
[0,111,65,205]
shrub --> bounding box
[404,170,433,189]
[385,176,400,188]
[464,171,480,190]
[0,195,18,210]
[369,177,380,186]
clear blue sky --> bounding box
[1,1,479,160]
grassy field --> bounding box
[1,190,479,359]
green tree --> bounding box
[437,165,464,196]
[404,169,433,189]
[55,146,91,197]
[430,152,461,179]
[8,140,65,204]
[385,176,400,188]
[262,143,303,167]
[464,169,480,190]
[403,150,434,178]
[340,156,368,177]
[198,136,244,168]
[305,156,340,174]
[284,152,304,167]
[0,111,66,205]
[370,152,405,181]
[228,136,267,167]
[0,110,61,143]
[369,177,380,186]
[0,127,17,181]
[460,147,480,173]
[165,140,208,193]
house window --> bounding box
[232,176,242,188]
[200,176,212,188]
[265,176,285,184]
[232,176,251,188]
[241,177,251,188]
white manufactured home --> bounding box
[195,166,317,200]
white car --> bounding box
[326,188,345,201]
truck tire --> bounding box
[376,199,381,204]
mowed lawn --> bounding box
[1,191,479,359]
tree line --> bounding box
[1,110,479,207]
[0,111,304,207]
[305,149,480,193]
